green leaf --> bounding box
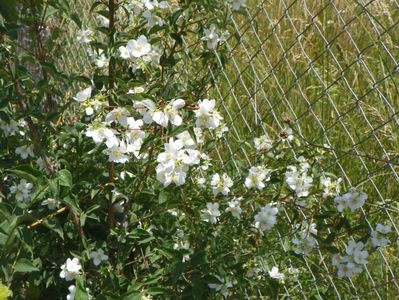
[57,169,72,188]
[15,258,39,273]
[158,191,167,204]
[7,165,42,184]
[76,276,89,300]
[0,0,18,22]
[70,12,82,28]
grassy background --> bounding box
[209,0,399,298]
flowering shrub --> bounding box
[0,0,394,298]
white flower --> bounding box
[337,262,356,278]
[208,276,232,298]
[345,240,368,264]
[229,0,246,10]
[292,223,317,256]
[96,15,109,27]
[90,249,109,266]
[254,134,273,152]
[66,285,76,300]
[334,189,367,212]
[371,224,391,248]
[202,25,222,50]
[376,223,391,234]
[215,123,228,138]
[176,131,196,149]
[285,165,313,197]
[173,241,191,262]
[120,35,151,59]
[41,197,58,210]
[278,128,294,142]
[370,231,390,248]
[77,29,92,44]
[353,248,369,265]
[85,123,118,147]
[254,204,278,231]
[201,203,221,224]
[73,87,92,102]
[269,266,285,280]
[333,195,348,212]
[347,191,367,211]
[155,138,199,186]
[225,197,242,218]
[193,127,204,144]
[0,119,19,136]
[10,179,33,202]
[210,173,233,196]
[194,99,223,129]
[15,145,34,159]
[60,258,82,281]
[143,10,164,27]
[125,117,145,154]
[134,99,156,124]
[152,99,185,127]
[103,141,130,163]
[245,166,272,190]
[105,107,130,127]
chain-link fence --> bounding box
[60,0,399,298]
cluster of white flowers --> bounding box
[245,166,272,190]
[254,134,273,152]
[156,136,200,186]
[201,203,221,224]
[126,0,168,16]
[85,109,146,163]
[202,25,228,50]
[285,157,313,198]
[119,35,161,69]
[210,173,233,196]
[60,257,82,281]
[208,275,233,298]
[10,179,33,202]
[320,175,341,198]
[76,28,92,44]
[370,223,391,248]
[225,197,242,218]
[253,204,278,231]
[332,240,369,278]
[87,48,108,69]
[134,98,186,128]
[334,189,367,212]
[292,223,318,256]
[194,99,223,129]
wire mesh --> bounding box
[208,0,399,297]
[59,0,399,297]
